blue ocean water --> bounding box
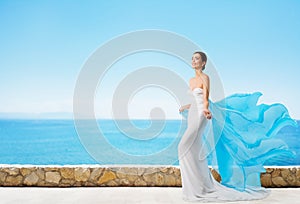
[0,119,299,165]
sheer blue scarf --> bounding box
[184,92,297,191]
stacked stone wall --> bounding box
[1,166,299,187]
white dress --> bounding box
[178,88,270,202]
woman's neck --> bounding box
[195,69,202,77]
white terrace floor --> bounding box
[0,187,299,204]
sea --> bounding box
[0,119,299,166]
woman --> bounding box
[178,51,296,202]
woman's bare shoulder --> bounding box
[201,73,210,81]
[202,73,209,79]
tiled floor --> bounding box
[0,187,299,204]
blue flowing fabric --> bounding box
[185,92,297,192]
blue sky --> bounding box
[0,0,300,119]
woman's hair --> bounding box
[193,51,207,70]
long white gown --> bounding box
[178,88,271,202]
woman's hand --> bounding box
[203,109,212,119]
[179,106,185,113]
[179,104,191,113]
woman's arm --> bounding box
[179,78,194,112]
[202,74,212,119]
[202,75,210,110]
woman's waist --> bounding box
[190,102,204,109]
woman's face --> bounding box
[191,53,205,70]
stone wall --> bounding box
[0,165,299,187]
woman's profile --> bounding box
[178,51,296,202]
